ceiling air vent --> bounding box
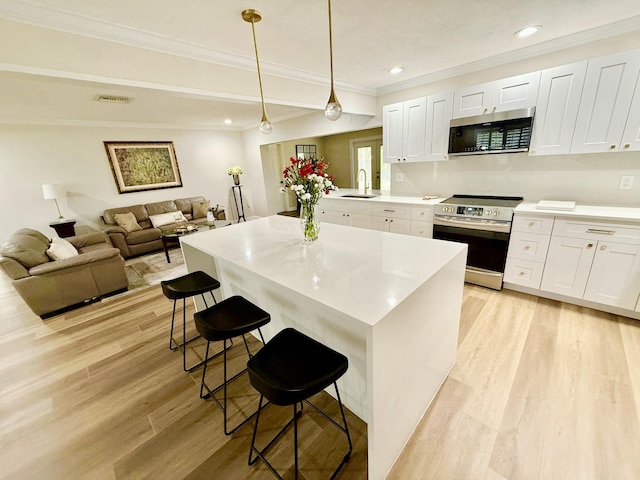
[95,94,131,104]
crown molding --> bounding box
[0,0,376,97]
[377,15,640,96]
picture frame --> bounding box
[104,141,183,194]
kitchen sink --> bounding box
[340,193,379,199]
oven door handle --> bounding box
[434,216,511,233]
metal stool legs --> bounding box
[199,328,266,435]
[248,382,353,480]
[169,290,217,371]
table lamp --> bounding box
[42,184,64,219]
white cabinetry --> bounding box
[529,61,588,156]
[370,203,411,234]
[425,91,454,161]
[540,219,640,310]
[410,206,434,238]
[504,214,553,288]
[452,72,541,119]
[383,97,426,163]
[318,199,371,229]
[570,49,640,153]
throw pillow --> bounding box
[192,200,210,219]
[149,211,187,228]
[46,237,79,261]
[113,212,143,233]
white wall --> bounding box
[0,125,244,240]
[390,153,640,206]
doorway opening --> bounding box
[351,137,388,192]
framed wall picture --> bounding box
[104,141,183,193]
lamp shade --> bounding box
[42,184,59,200]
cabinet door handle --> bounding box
[624,143,630,148]
[519,271,525,276]
[609,144,616,149]
[528,221,535,227]
[524,245,530,250]
[587,243,594,248]
[600,245,607,251]
[586,228,615,235]
[383,209,395,212]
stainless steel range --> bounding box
[433,194,524,290]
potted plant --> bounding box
[227,166,243,185]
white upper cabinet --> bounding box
[425,91,454,161]
[529,62,588,156]
[452,72,541,119]
[620,70,640,152]
[382,97,426,163]
[570,49,640,154]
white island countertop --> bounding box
[181,215,464,325]
[180,215,467,479]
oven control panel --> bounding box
[436,204,512,221]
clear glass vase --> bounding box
[300,202,320,242]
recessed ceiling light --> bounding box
[515,25,542,38]
[389,67,404,75]
[224,119,233,125]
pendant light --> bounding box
[324,0,342,121]
[242,9,272,134]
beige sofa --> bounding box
[102,196,225,259]
[0,228,128,318]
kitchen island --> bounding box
[180,215,467,479]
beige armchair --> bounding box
[0,228,128,318]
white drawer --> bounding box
[410,206,434,222]
[371,203,411,219]
[507,231,551,262]
[512,214,554,235]
[410,220,433,238]
[504,257,545,289]
[317,198,372,215]
[552,219,640,244]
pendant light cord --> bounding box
[327,0,336,98]
[250,19,268,119]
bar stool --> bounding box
[247,328,352,480]
[193,295,270,435]
[161,270,220,371]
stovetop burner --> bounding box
[440,194,524,208]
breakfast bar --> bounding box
[180,215,467,479]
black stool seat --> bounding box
[161,270,221,372]
[247,328,352,480]
[194,295,270,341]
[161,270,220,300]
[248,328,348,406]
[194,295,270,435]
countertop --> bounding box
[320,189,446,206]
[322,191,640,222]
[516,202,640,223]
[180,215,466,325]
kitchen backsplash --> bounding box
[390,151,640,206]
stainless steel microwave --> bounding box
[448,107,535,156]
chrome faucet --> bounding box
[358,168,369,194]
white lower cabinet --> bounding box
[318,199,371,229]
[319,199,433,238]
[371,203,412,234]
[583,242,640,309]
[539,218,640,310]
[504,214,552,289]
[540,236,596,297]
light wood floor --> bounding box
[1,274,640,479]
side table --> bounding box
[49,219,76,238]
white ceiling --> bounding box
[1,0,640,130]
